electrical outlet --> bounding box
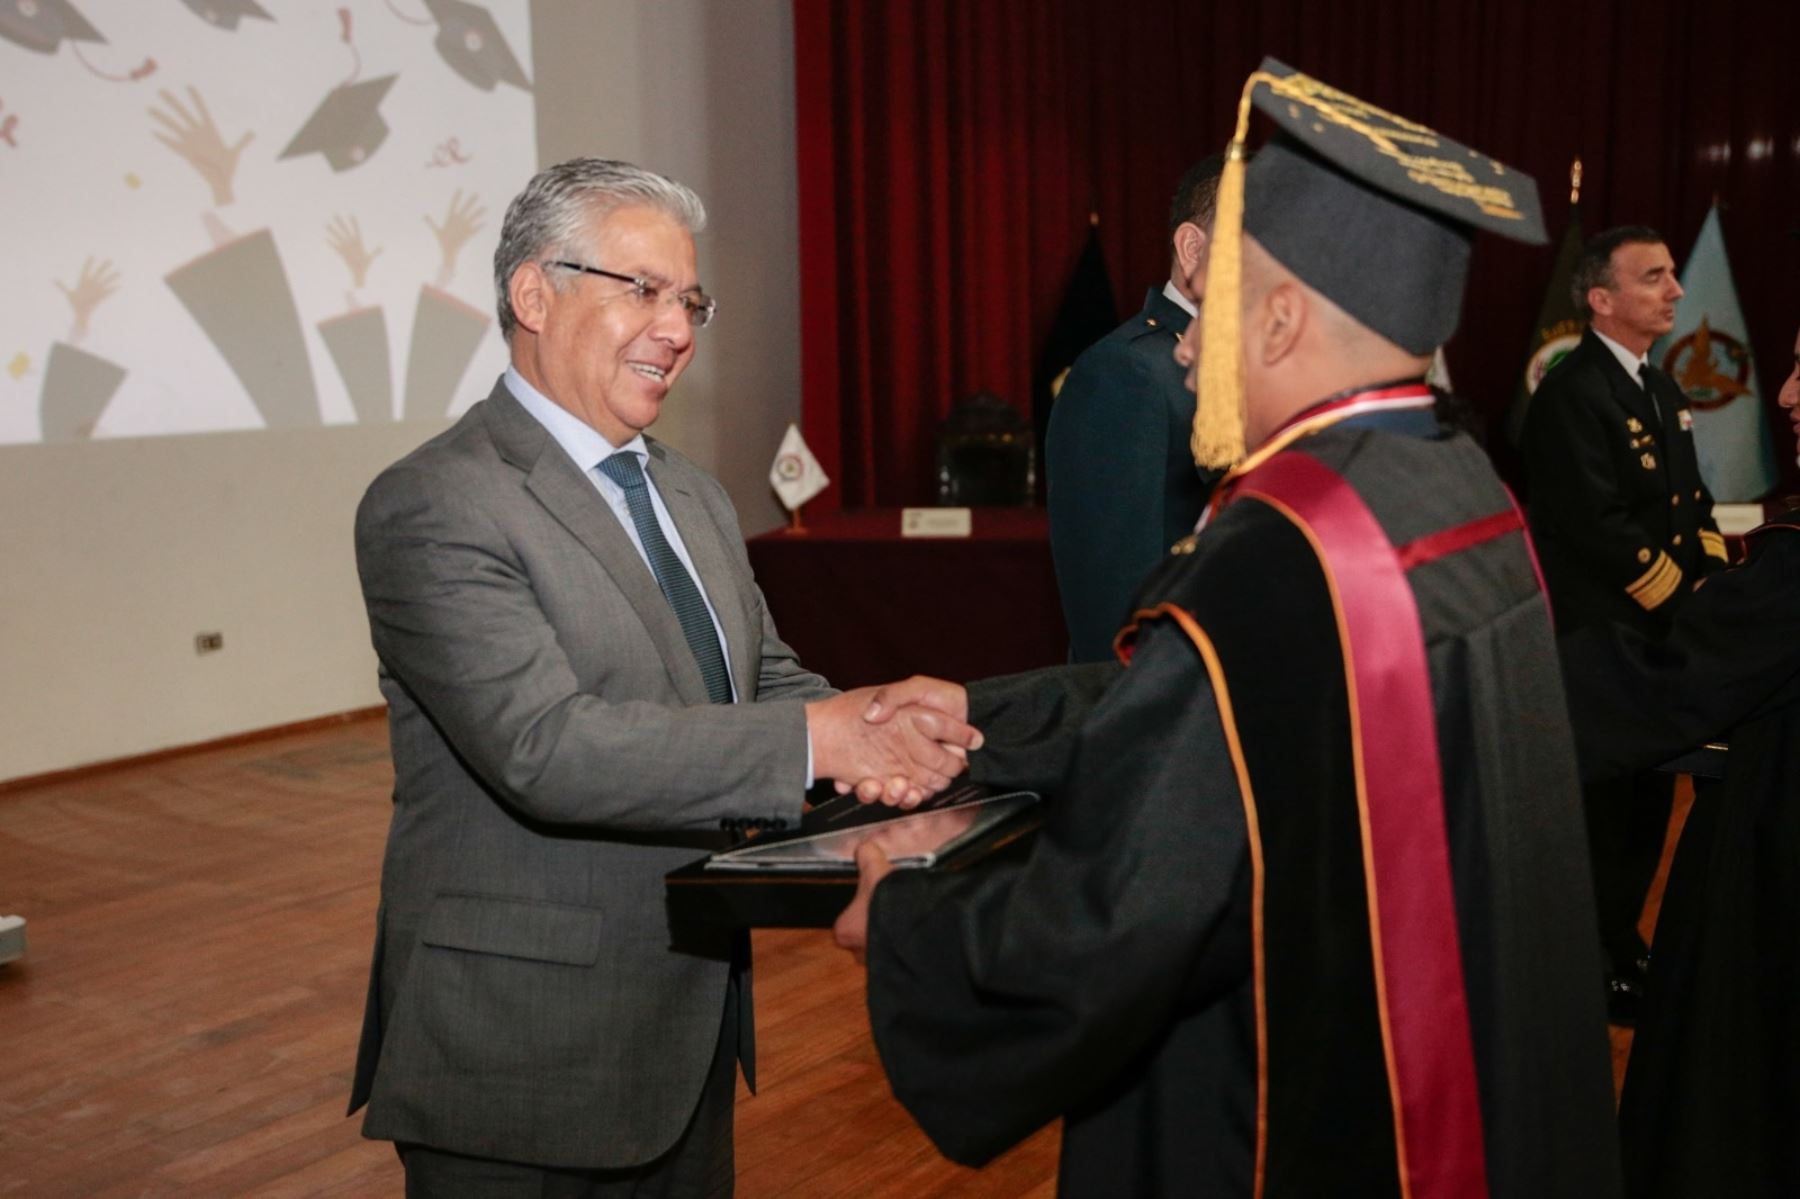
[195,632,224,654]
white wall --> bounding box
[0,1,800,782]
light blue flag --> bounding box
[1652,206,1777,500]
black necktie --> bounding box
[597,452,733,704]
[1639,363,1665,429]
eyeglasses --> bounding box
[544,261,717,328]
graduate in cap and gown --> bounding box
[1560,500,1800,1199]
[835,60,1623,1199]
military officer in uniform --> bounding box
[1521,224,1727,1025]
[1045,156,1226,663]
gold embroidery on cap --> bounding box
[1258,70,1527,221]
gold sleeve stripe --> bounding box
[1699,529,1728,562]
[1626,552,1683,611]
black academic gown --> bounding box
[865,404,1622,1198]
[1560,513,1800,1198]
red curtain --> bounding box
[794,0,1800,507]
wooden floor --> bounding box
[0,717,1057,1197]
[1,717,1682,1196]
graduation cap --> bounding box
[178,0,274,31]
[0,0,104,54]
[279,75,398,172]
[425,0,531,92]
[1191,58,1547,467]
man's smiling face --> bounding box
[521,203,700,446]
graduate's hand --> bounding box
[832,841,895,964]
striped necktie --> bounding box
[597,452,733,704]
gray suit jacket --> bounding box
[347,378,834,1169]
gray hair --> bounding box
[493,158,707,340]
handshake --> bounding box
[803,675,980,809]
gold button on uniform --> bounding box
[1672,534,1683,546]
[1637,548,1652,564]
[1671,494,1680,507]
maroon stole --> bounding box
[1152,387,1536,1199]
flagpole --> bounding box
[787,503,807,535]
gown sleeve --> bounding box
[863,617,1253,1166]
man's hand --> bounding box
[843,675,978,803]
[832,841,895,963]
[858,674,969,727]
[806,683,980,807]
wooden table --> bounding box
[747,508,1068,689]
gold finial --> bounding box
[1569,157,1582,206]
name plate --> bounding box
[901,507,972,538]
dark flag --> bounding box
[1032,218,1119,486]
[1502,164,1585,448]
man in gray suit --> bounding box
[348,158,977,1196]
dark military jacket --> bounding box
[1522,327,1726,635]
[1046,287,1220,663]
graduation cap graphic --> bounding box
[279,74,398,172]
[178,0,273,31]
[0,0,105,54]
[425,0,530,92]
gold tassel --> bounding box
[1191,81,1260,469]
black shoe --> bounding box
[1606,973,1645,1027]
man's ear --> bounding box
[1256,281,1306,367]
[1586,285,1614,320]
[509,262,551,336]
[1174,221,1210,295]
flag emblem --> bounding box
[1660,318,1752,411]
[1649,203,1776,500]
[1526,321,1583,395]
[768,423,829,511]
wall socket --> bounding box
[195,632,224,654]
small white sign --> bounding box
[901,507,973,538]
[1711,503,1766,536]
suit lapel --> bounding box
[645,445,756,701]
[482,384,711,705]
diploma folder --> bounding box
[665,784,1041,928]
